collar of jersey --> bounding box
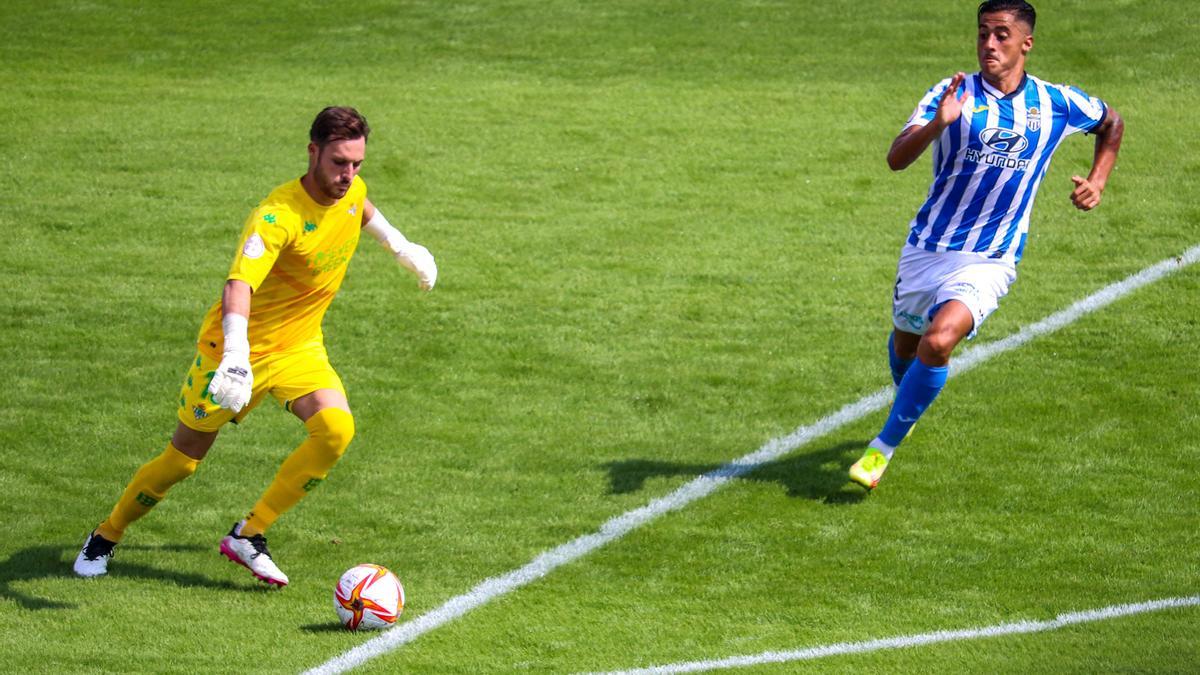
[976,72,1029,101]
[292,176,357,213]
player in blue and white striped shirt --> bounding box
[850,0,1124,489]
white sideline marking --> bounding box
[597,595,1200,674]
[305,245,1200,675]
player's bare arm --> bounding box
[222,279,252,318]
[361,197,377,226]
[1070,106,1124,211]
[887,72,968,171]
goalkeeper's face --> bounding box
[307,137,366,203]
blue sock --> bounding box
[878,360,949,448]
[888,332,915,387]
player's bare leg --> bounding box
[171,423,219,460]
[289,388,352,422]
[891,329,921,363]
[915,301,973,366]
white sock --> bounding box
[868,437,896,460]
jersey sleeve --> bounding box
[226,205,298,291]
[1059,84,1107,135]
[904,76,955,130]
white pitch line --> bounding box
[305,244,1200,675]
[596,595,1200,674]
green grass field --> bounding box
[2,0,1198,672]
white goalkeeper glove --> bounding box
[207,314,253,413]
[364,209,437,291]
[394,241,437,291]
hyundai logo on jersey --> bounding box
[979,127,1029,154]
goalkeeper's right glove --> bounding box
[207,314,253,413]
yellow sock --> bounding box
[96,442,200,542]
[242,408,354,536]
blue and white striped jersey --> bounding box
[903,72,1107,263]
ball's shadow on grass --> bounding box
[300,622,353,633]
[0,543,267,610]
[604,440,869,504]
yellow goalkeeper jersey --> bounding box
[196,176,367,358]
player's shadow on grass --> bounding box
[0,543,264,610]
[604,440,869,505]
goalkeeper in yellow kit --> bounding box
[74,107,436,586]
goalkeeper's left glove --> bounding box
[207,314,253,413]
[364,209,438,291]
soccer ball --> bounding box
[333,564,405,631]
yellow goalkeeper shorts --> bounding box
[176,342,346,432]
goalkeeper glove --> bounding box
[207,314,253,413]
[364,209,437,290]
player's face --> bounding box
[308,137,366,203]
[977,12,1033,81]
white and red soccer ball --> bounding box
[333,564,405,631]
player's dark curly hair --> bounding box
[978,0,1036,33]
[310,106,370,146]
